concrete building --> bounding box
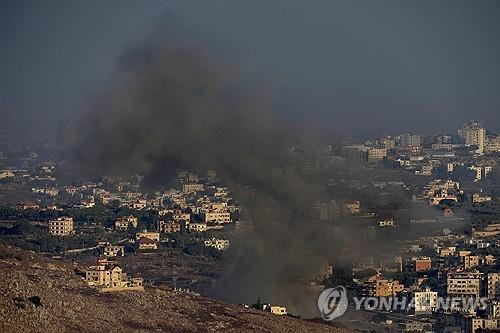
[413,288,438,314]
[472,193,492,204]
[103,245,125,258]
[85,258,143,291]
[414,257,432,272]
[48,217,74,236]
[447,272,483,298]
[182,183,204,193]
[400,133,421,147]
[137,237,157,250]
[372,278,404,297]
[270,306,288,315]
[488,273,500,300]
[458,121,486,154]
[204,210,231,224]
[115,215,138,231]
[135,230,160,242]
[204,238,230,251]
[463,255,480,270]
[157,220,181,233]
[367,148,387,161]
[189,223,207,232]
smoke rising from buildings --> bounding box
[67,23,360,314]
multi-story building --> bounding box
[157,220,181,233]
[458,121,486,154]
[204,210,231,224]
[85,258,143,291]
[115,215,138,231]
[400,133,421,147]
[447,272,483,298]
[48,217,74,236]
[486,134,500,152]
[414,257,432,272]
[372,278,404,297]
[412,288,438,314]
[463,255,480,270]
[367,148,387,161]
[488,273,500,300]
[182,183,204,193]
[103,245,125,258]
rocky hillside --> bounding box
[0,243,350,333]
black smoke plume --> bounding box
[67,23,367,315]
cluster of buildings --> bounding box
[340,121,499,181]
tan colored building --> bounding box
[439,247,456,257]
[103,245,125,258]
[488,273,500,300]
[157,220,181,233]
[135,230,160,242]
[85,258,143,291]
[367,148,387,161]
[115,215,138,231]
[373,278,404,297]
[447,272,483,298]
[48,217,74,236]
[270,306,287,315]
[189,223,207,232]
[182,183,204,193]
[472,193,492,204]
[458,121,486,154]
[463,255,480,270]
[343,201,361,215]
[204,210,231,224]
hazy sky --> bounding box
[1,0,500,139]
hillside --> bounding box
[0,242,349,333]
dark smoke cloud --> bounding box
[66,22,398,315]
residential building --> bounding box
[488,273,500,300]
[189,223,207,232]
[204,238,230,251]
[413,288,438,314]
[414,257,432,272]
[157,220,181,233]
[447,272,483,298]
[137,237,157,250]
[115,215,138,231]
[204,210,231,224]
[367,148,387,161]
[372,278,404,297]
[472,193,492,204]
[270,306,287,315]
[182,183,204,193]
[103,245,125,258]
[135,230,160,242]
[400,133,421,147]
[85,258,143,291]
[463,255,480,270]
[458,121,486,154]
[48,217,74,236]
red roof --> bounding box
[138,237,156,244]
